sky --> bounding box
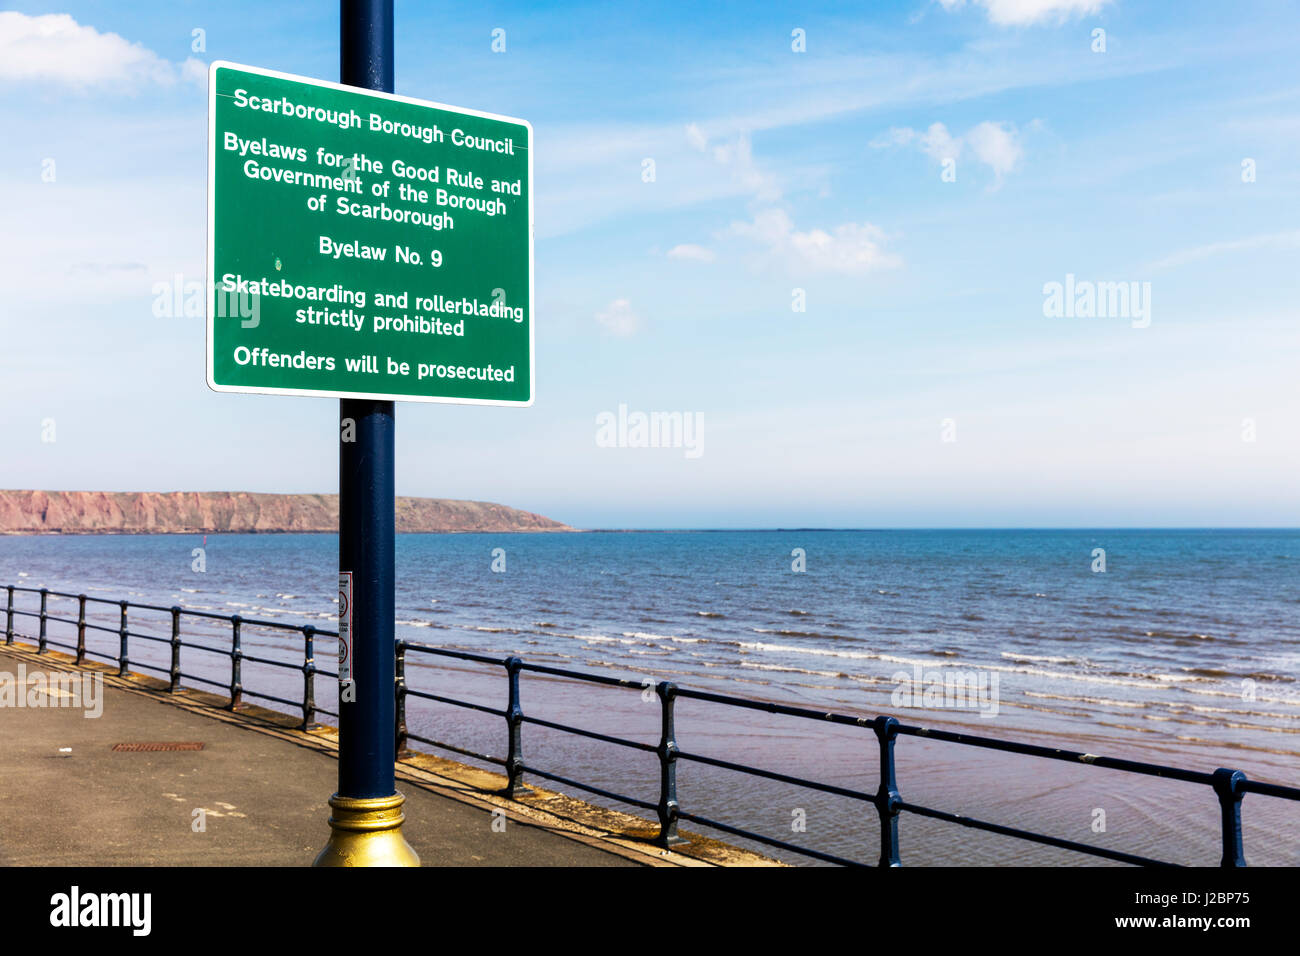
[1,0,1299,528]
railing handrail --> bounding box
[5,584,339,635]
[4,582,1296,867]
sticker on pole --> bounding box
[338,571,353,682]
[206,61,534,405]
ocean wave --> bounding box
[1001,652,1083,665]
[621,631,700,644]
[1023,691,1146,709]
[1244,671,1296,683]
[1144,630,1217,641]
[740,661,849,680]
[1163,684,1300,707]
[1107,669,1204,684]
[739,640,878,661]
[1182,703,1300,720]
[738,641,1191,691]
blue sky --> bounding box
[2,0,1299,528]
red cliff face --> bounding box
[0,491,574,534]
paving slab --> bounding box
[0,650,636,867]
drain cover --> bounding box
[111,742,205,752]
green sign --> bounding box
[206,62,533,405]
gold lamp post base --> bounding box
[312,792,421,867]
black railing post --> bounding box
[38,588,48,653]
[394,641,408,755]
[655,680,685,847]
[302,625,316,731]
[1212,768,1247,867]
[76,595,87,664]
[229,614,243,710]
[504,656,527,797]
[4,585,13,644]
[873,715,902,867]
[169,606,182,692]
[117,600,128,675]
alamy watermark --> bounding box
[1042,273,1151,329]
[1,665,103,718]
[50,886,150,936]
[152,274,260,327]
[891,664,999,718]
[595,404,704,459]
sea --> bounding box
[2,529,1297,866]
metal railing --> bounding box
[4,585,335,730]
[5,583,1298,867]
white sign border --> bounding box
[205,60,535,407]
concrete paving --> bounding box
[0,649,636,866]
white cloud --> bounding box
[938,0,1111,26]
[918,122,963,163]
[595,298,642,336]
[666,244,716,263]
[685,122,708,152]
[682,125,903,275]
[874,119,1022,183]
[965,121,1023,178]
[535,123,784,239]
[724,209,901,275]
[537,38,1177,240]
[870,123,963,163]
[685,125,783,203]
[181,56,209,89]
[0,12,203,90]
[871,127,917,150]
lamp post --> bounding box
[313,0,419,868]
